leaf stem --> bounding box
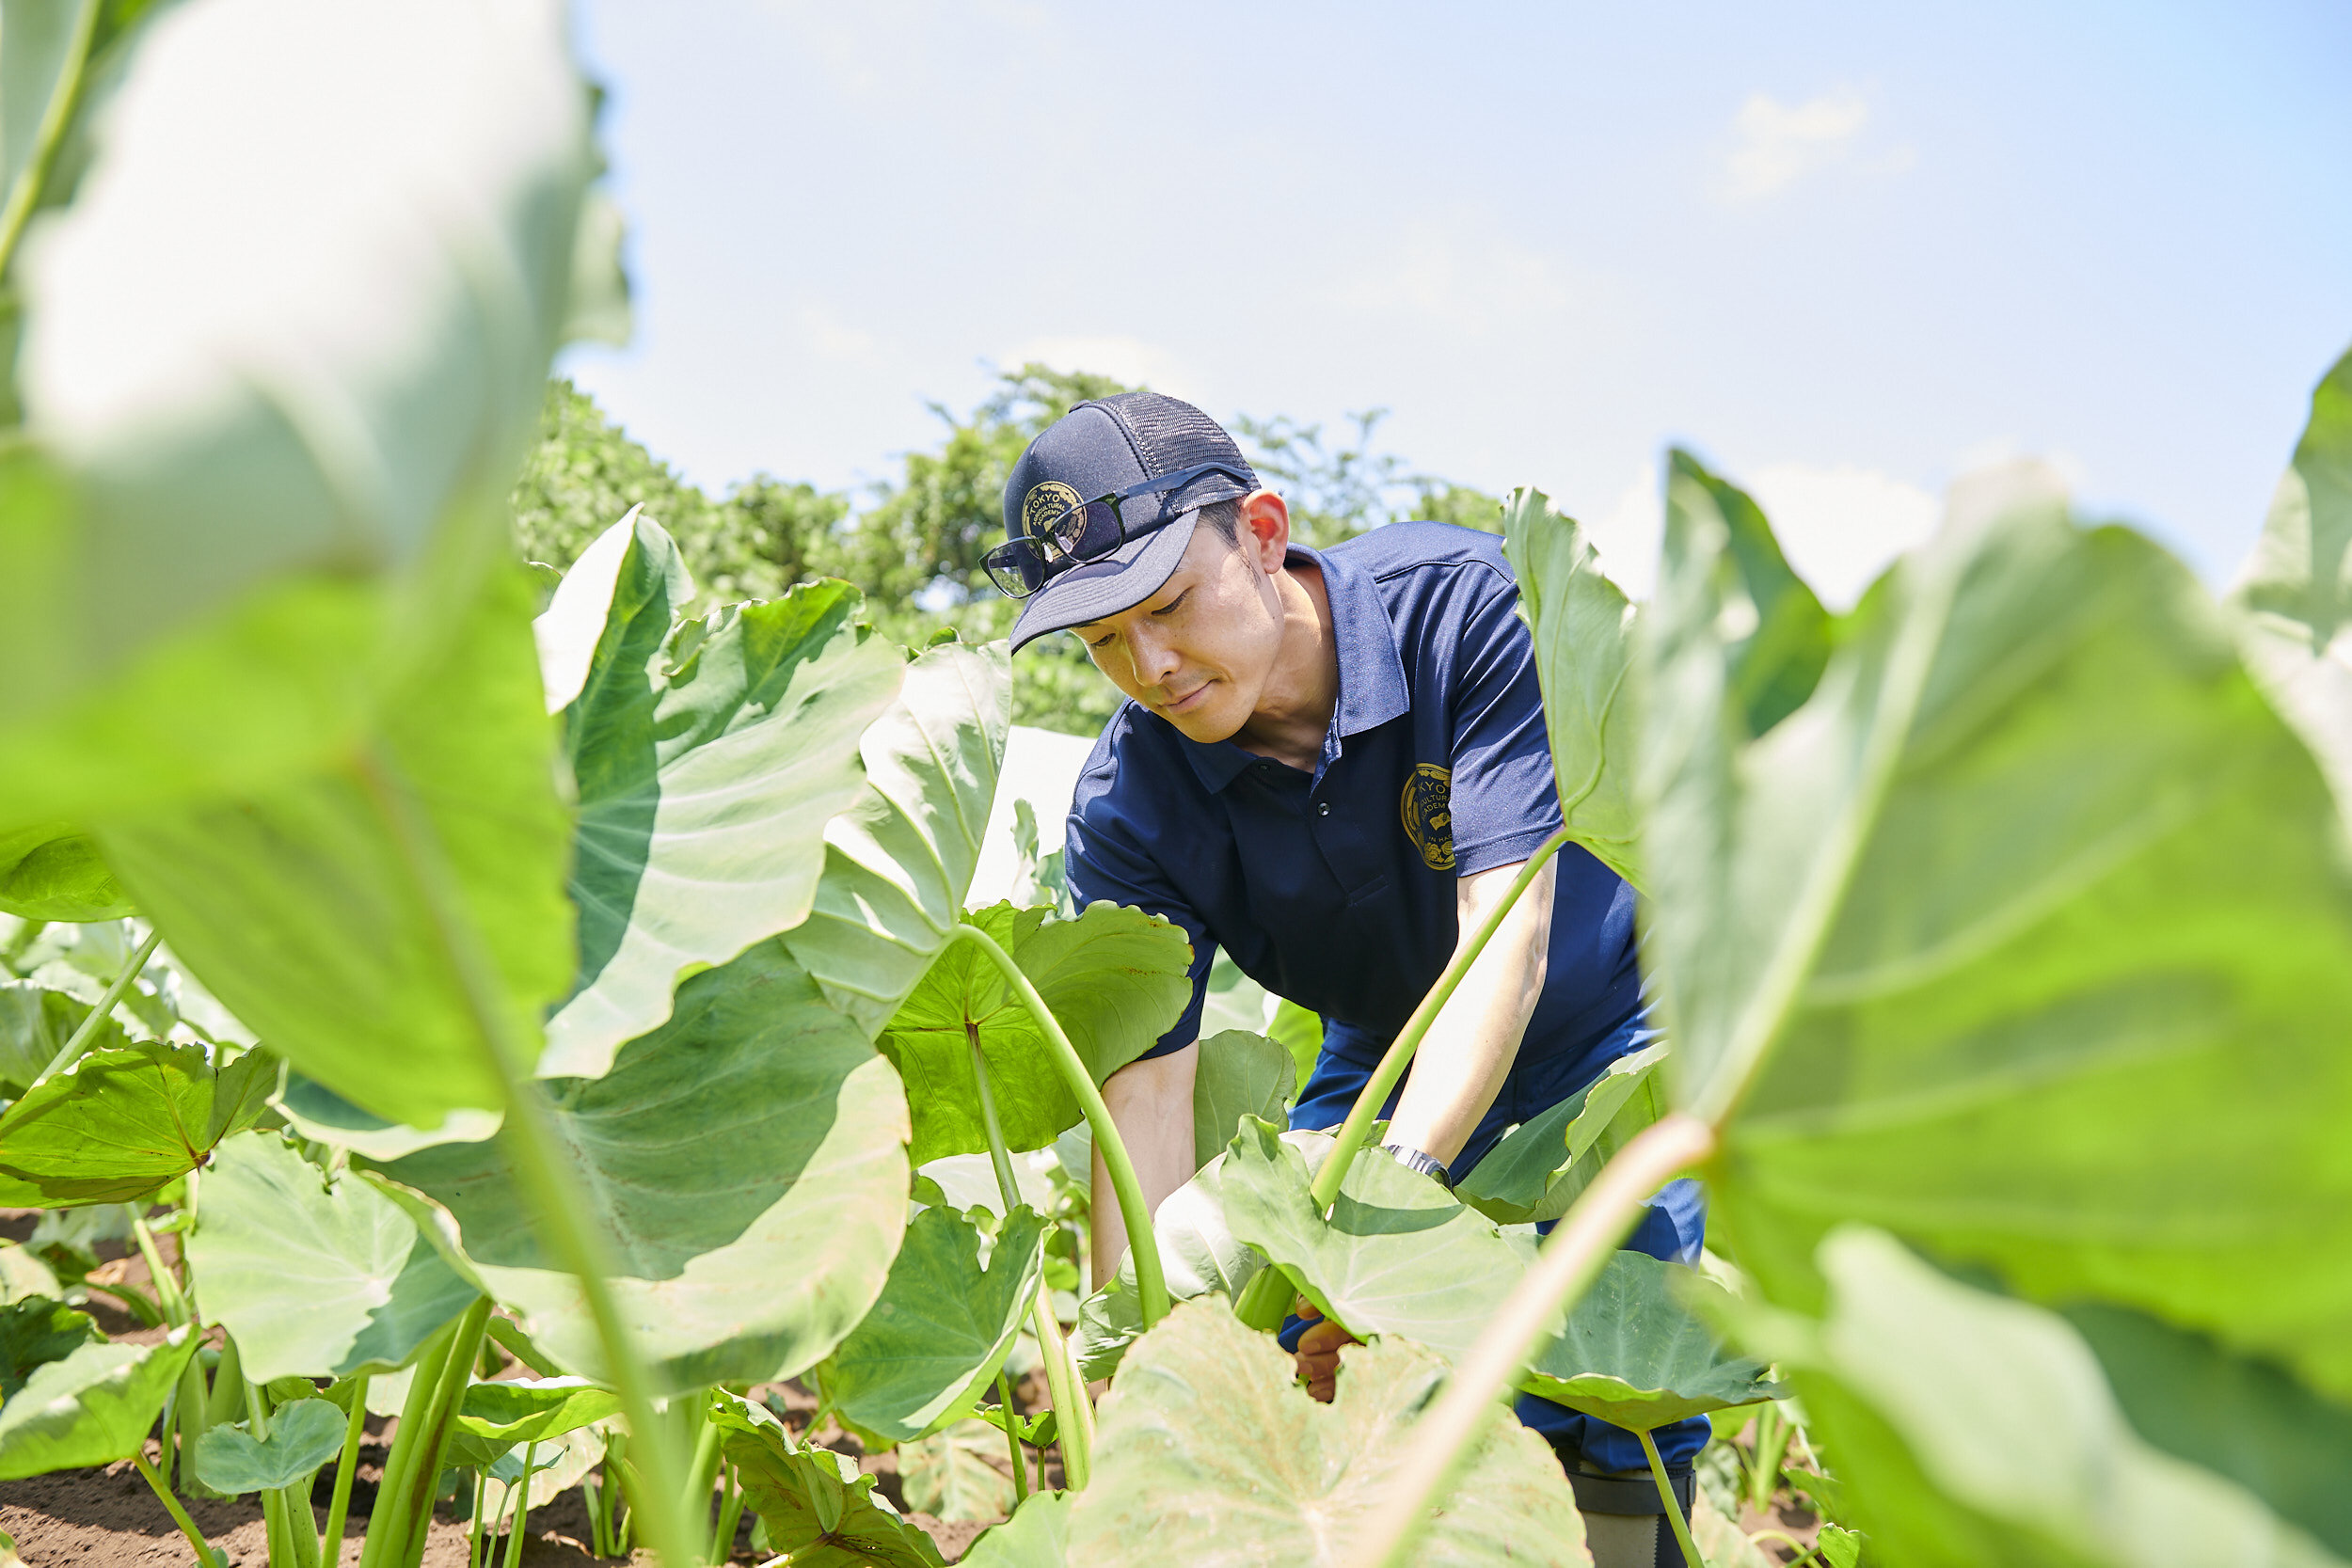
[967,1022,1023,1215]
[1350,1114,1716,1568]
[319,1374,370,1563]
[126,1205,185,1326]
[1027,1275,1090,1490]
[42,926,163,1080]
[0,0,99,280]
[501,1440,538,1568]
[1315,826,1574,1211]
[941,922,1168,1326]
[354,747,697,1568]
[1234,826,1578,1333]
[709,1460,745,1566]
[994,1370,1029,1505]
[1641,1427,1705,1568]
[132,1448,218,1568]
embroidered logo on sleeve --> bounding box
[1400,763,1454,871]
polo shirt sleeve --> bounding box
[1062,784,1214,1062]
[1443,571,1566,876]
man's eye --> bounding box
[1086,632,1116,650]
[1152,590,1191,617]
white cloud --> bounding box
[1000,334,1197,399]
[1745,462,1939,610]
[798,305,880,365]
[1327,228,1572,338]
[1723,88,1871,201]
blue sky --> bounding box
[563,0,2350,605]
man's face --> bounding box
[1066,506,1288,744]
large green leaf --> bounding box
[961,1491,1072,1568]
[1627,454,2352,1555]
[383,940,910,1390]
[191,1398,347,1497]
[1646,464,2352,1394]
[817,1204,1047,1447]
[0,0,596,829]
[0,982,116,1091]
[707,1388,946,1568]
[1739,1227,2349,1568]
[1219,1117,1524,1367]
[1456,1041,1667,1227]
[271,1069,502,1162]
[1066,1298,1585,1566]
[783,641,1011,1037]
[1500,485,1644,884]
[0,825,131,921]
[1190,1028,1292,1171]
[1073,1132,1279,1383]
[540,511,901,1077]
[0,1325,196,1479]
[444,1377,620,1468]
[0,1297,98,1401]
[1518,1251,1776,1433]
[878,901,1191,1165]
[2231,345,2352,818]
[187,1131,480,1385]
[99,561,575,1130]
[0,1040,275,1206]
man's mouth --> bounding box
[1159,682,1212,714]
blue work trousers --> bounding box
[1282,1007,1711,1473]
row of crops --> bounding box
[3,2,2350,1566]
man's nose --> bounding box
[1132,625,1184,687]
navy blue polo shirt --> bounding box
[1062,521,1642,1085]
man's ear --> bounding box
[1238,489,1291,573]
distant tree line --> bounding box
[508,367,1502,736]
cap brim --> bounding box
[1009,508,1204,653]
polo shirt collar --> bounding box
[1172,543,1411,793]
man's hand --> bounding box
[1292,1297,1362,1402]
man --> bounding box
[983,391,1706,1567]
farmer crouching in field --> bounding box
[983,393,1706,1568]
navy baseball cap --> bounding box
[999,392,1259,652]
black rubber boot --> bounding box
[1549,1441,1695,1568]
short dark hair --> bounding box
[1198,499,1242,544]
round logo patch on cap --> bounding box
[1021,480,1084,542]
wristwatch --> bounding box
[1380,1142,1453,1189]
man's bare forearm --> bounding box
[1089,1041,1200,1287]
[1382,856,1555,1169]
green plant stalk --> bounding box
[356,1299,488,1568]
[709,1460,746,1565]
[0,0,98,279]
[319,1373,370,1563]
[1641,1428,1706,1568]
[995,1370,1029,1505]
[357,1321,457,1568]
[1315,825,1573,1209]
[133,1449,217,1568]
[356,748,697,1568]
[169,1352,211,1491]
[968,1023,1024,1212]
[1748,1404,1790,1515]
[965,1027,1093,1489]
[1233,826,1579,1333]
[204,1335,246,1428]
[246,1381,323,1568]
[397,1296,494,1568]
[469,1472,490,1568]
[682,1407,723,1545]
[1028,1275,1090,1489]
[1353,1114,1717,1568]
[41,926,165,1080]
[941,920,1168,1326]
[127,1205,186,1325]
[501,1440,539,1568]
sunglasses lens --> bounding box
[1050,499,1121,561]
[983,540,1048,597]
